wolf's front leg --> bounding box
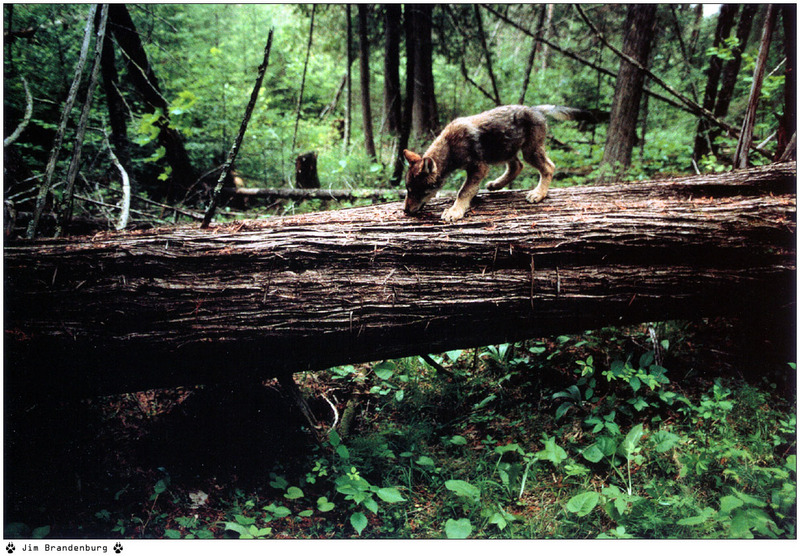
[442,164,488,222]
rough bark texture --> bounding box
[4,164,796,398]
[602,4,658,170]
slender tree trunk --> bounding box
[107,4,195,200]
[410,4,438,139]
[539,4,554,72]
[383,4,402,136]
[357,4,376,159]
[777,4,797,160]
[391,5,416,185]
[5,163,795,398]
[601,4,658,172]
[292,5,316,153]
[56,4,109,238]
[474,5,502,106]
[99,17,131,170]
[27,5,97,239]
[344,5,353,151]
[201,31,273,228]
[518,4,547,105]
[692,4,741,162]
[733,5,778,168]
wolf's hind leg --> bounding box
[486,156,523,191]
[522,147,554,204]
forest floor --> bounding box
[3,317,796,540]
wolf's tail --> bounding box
[533,105,608,124]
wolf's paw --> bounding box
[486,179,505,191]
[525,188,547,204]
[441,205,466,222]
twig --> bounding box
[202,30,273,228]
[420,354,455,377]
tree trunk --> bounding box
[107,4,196,200]
[4,163,795,398]
[291,5,316,153]
[344,5,353,152]
[692,4,741,162]
[601,4,658,172]
[410,4,438,140]
[539,4,554,72]
[295,151,321,189]
[733,5,778,168]
[383,4,402,136]
[391,4,416,185]
[518,4,547,105]
[99,18,131,171]
[777,4,797,160]
[357,4,376,159]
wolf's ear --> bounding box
[421,156,436,175]
[403,149,422,164]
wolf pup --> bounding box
[403,104,596,222]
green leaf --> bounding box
[415,456,435,467]
[395,389,405,402]
[31,526,50,539]
[719,495,744,515]
[373,362,394,380]
[445,479,481,503]
[449,435,468,446]
[536,436,567,466]
[298,510,313,518]
[581,444,605,463]
[445,518,473,539]
[620,424,644,459]
[350,512,368,535]
[336,444,350,460]
[328,429,341,447]
[269,475,288,490]
[164,529,182,539]
[555,401,573,420]
[677,507,715,526]
[363,496,379,514]
[284,486,304,500]
[566,491,600,516]
[317,497,335,512]
[376,487,406,503]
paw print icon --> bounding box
[113,543,123,554]
[6,543,15,554]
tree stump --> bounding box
[296,151,321,189]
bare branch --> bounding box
[4,78,33,147]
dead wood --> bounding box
[4,163,796,398]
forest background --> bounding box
[2,3,797,542]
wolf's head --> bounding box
[403,149,442,215]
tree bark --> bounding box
[390,5,416,185]
[4,163,795,398]
[777,4,797,160]
[409,4,438,140]
[733,5,778,168]
[357,4,376,159]
[344,5,353,151]
[291,5,315,153]
[99,15,131,171]
[601,4,658,172]
[383,4,402,136]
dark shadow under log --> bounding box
[3,163,796,398]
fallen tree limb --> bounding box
[222,187,398,201]
[4,163,796,398]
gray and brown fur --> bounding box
[403,104,597,222]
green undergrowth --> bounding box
[6,322,795,540]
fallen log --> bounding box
[221,187,398,201]
[4,163,796,397]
